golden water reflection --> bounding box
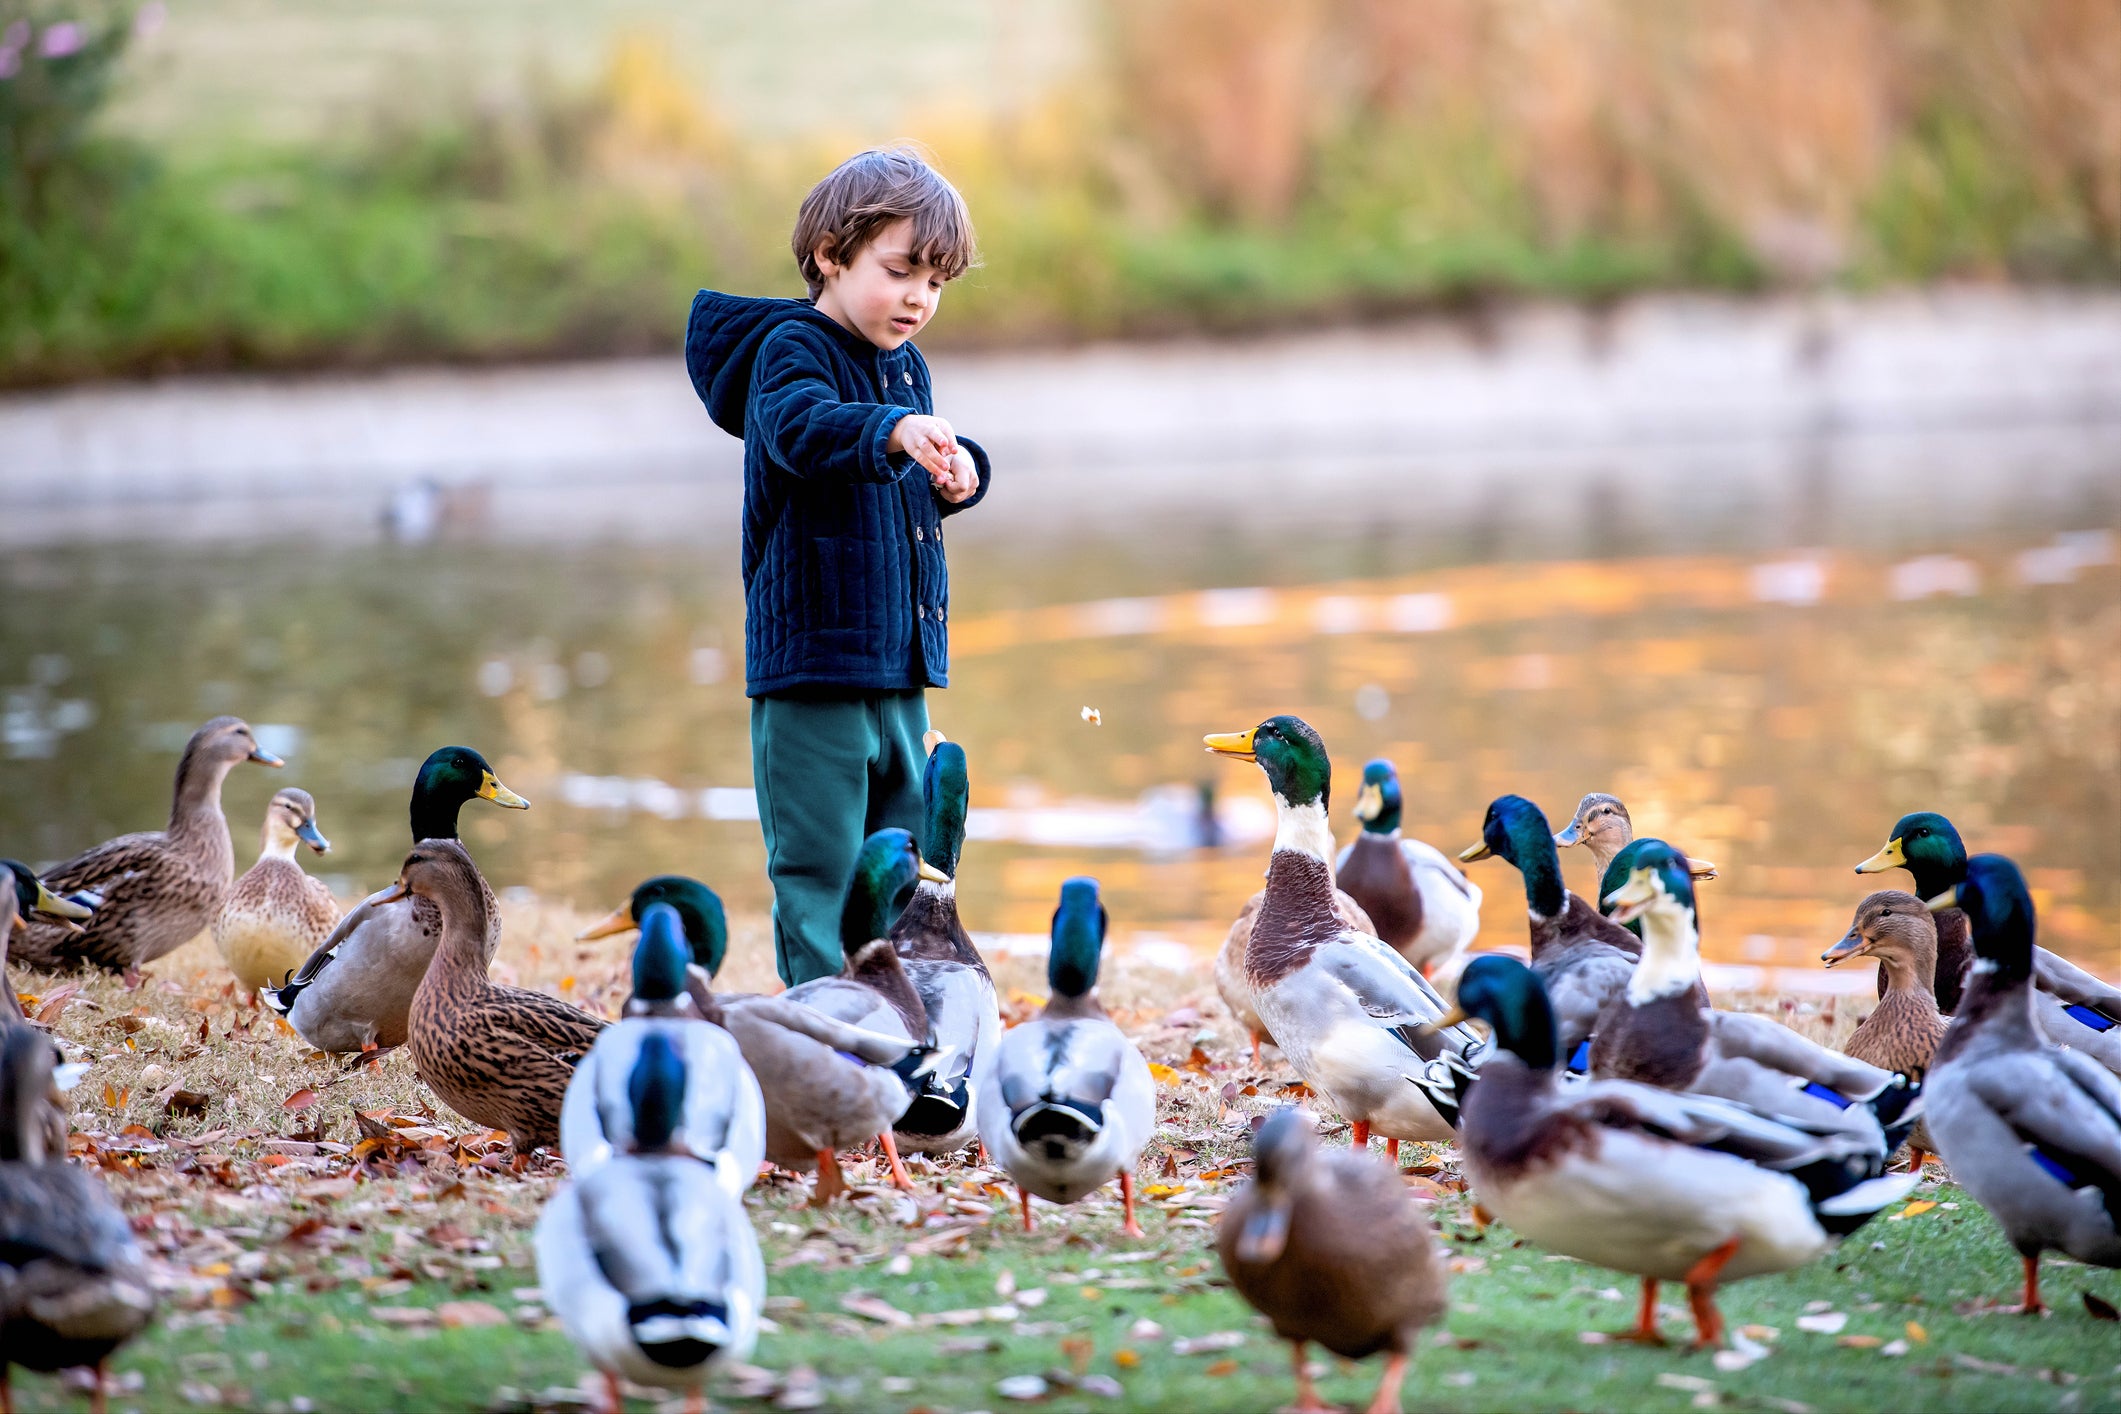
[1,533,2114,981]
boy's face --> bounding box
[812,218,946,350]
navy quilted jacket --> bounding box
[684,290,992,697]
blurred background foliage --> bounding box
[1,0,2116,386]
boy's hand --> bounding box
[888,414,958,479]
[934,446,979,504]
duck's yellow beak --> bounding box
[1924,886,1958,914]
[1434,1005,1469,1029]
[577,904,637,941]
[1686,856,1719,880]
[32,881,92,923]
[1458,841,1492,863]
[1604,866,1660,924]
[1203,728,1257,762]
[1353,782,1384,822]
[918,858,949,884]
[1821,929,1870,967]
[478,771,530,810]
[1855,837,1904,874]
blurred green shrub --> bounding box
[0,1,138,205]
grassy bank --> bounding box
[3,1,2117,386]
[14,903,2121,1413]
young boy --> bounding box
[684,146,990,987]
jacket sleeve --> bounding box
[751,326,915,485]
[937,435,994,518]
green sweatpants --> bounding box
[751,690,930,986]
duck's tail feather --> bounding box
[1012,1097,1103,1161]
[627,1297,731,1369]
[1811,1170,1922,1235]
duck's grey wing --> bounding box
[1540,946,1634,1054]
[1962,1050,2121,1202]
[905,963,990,1089]
[724,995,915,1065]
[267,885,397,1000]
[1041,1019,1133,1110]
[1568,1079,1864,1171]
[1315,934,1471,1044]
[578,1158,729,1301]
[2034,949,2121,1016]
[1705,1011,1897,1095]
[784,978,909,1037]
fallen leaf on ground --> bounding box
[437,1301,507,1328]
[281,1088,318,1112]
[1794,1311,1847,1334]
[1204,1360,1238,1377]
[1172,1332,1244,1355]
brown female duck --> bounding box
[214,788,338,999]
[15,717,282,975]
[1219,1107,1447,1414]
[389,840,605,1164]
[1823,890,1947,1166]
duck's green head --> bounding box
[410,746,528,843]
[1460,795,1567,918]
[1856,811,1964,900]
[578,875,730,978]
[1205,715,1330,811]
[629,902,693,1003]
[1443,954,1558,1072]
[841,828,944,955]
[1352,759,1403,833]
[626,1031,687,1153]
[921,738,971,880]
[0,859,93,934]
[1604,839,1697,928]
[1929,853,2034,982]
[1049,876,1108,999]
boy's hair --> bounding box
[791,147,977,298]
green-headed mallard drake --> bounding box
[264,746,527,1054]
[538,1031,762,1414]
[1217,887,1375,1066]
[0,1025,156,1411]
[1335,758,1482,983]
[14,717,282,975]
[1458,795,1660,1067]
[388,840,604,1164]
[1218,1106,1447,1414]
[561,902,764,1195]
[1449,954,1918,1348]
[213,788,337,1000]
[1823,890,1947,1165]
[1858,810,2121,1069]
[977,877,1155,1236]
[741,830,937,1201]
[1597,842,1913,1152]
[1924,854,2121,1314]
[885,736,999,1157]
[2,861,93,1022]
[1207,718,1470,1160]
[578,874,731,1022]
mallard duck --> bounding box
[0,1025,156,1413]
[578,875,730,1022]
[1924,855,2121,1313]
[1552,793,1717,941]
[1458,795,1658,1065]
[387,840,605,1164]
[1449,954,1918,1348]
[14,717,282,975]
[733,830,937,1201]
[2,861,93,1022]
[1858,810,2121,1069]
[561,903,764,1196]
[1823,890,1947,1165]
[264,746,528,1054]
[1218,1107,1447,1414]
[883,737,999,1156]
[212,788,338,999]
[1335,758,1482,983]
[977,877,1155,1235]
[1216,885,1376,1066]
[1206,718,1469,1159]
[1598,843,1913,1151]
[537,1032,762,1414]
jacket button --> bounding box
[903,370,913,385]
[917,606,927,620]
[913,526,924,541]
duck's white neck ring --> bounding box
[916,877,956,901]
[1271,796,1336,866]
[1626,902,1701,1003]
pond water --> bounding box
[3,515,2115,987]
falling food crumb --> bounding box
[1081,706,1102,725]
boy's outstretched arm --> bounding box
[752,327,919,485]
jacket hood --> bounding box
[685,290,859,437]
